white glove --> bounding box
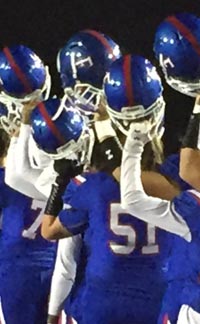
[127,120,155,145]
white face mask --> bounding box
[106,96,166,137]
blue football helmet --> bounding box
[154,12,200,97]
[0,45,51,116]
[30,97,92,163]
[57,29,121,114]
[103,54,165,135]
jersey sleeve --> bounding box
[159,153,191,191]
[48,235,82,316]
[34,162,57,198]
[121,136,192,241]
[62,175,87,204]
[59,182,89,235]
[17,124,42,181]
[173,190,200,238]
[5,135,46,200]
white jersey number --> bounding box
[109,203,159,255]
[22,200,45,240]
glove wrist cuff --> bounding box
[44,182,68,216]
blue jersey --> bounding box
[158,153,191,191]
[59,172,171,324]
[0,167,56,268]
[157,155,200,323]
[63,175,88,323]
[0,167,57,324]
[158,190,200,324]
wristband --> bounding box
[44,183,68,216]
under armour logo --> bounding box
[105,149,114,160]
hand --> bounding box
[128,120,155,145]
[21,100,39,124]
[54,159,83,185]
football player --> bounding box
[121,120,200,324]
[0,46,59,324]
[0,129,56,324]
[154,12,200,191]
[39,55,177,324]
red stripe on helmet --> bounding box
[38,102,66,145]
[3,47,33,93]
[123,55,134,106]
[83,29,117,61]
[166,16,200,56]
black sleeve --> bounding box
[181,113,200,149]
[91,137,122,174]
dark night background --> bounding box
[1,0,200,155]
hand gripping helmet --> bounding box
[0,102,20,135]
[154,12,200,97]
[30,97,92,164]
[103,54,165,136]
[57,29,121,115]
[0,45,51,118]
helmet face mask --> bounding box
[43,127,91,165]
[57,29,121,116]
[164,74,200,97]
[107,96,165,137]
[73,82,103,114]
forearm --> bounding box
[121,136,191,240]
[180,97,200,189]
[48,236,81,316]
[180,148,200,191]
[5,137,45,199]
[41,214,71,240]
[17,124,42,179]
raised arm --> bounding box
[180,95,200,190]
[120,123,191,241]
